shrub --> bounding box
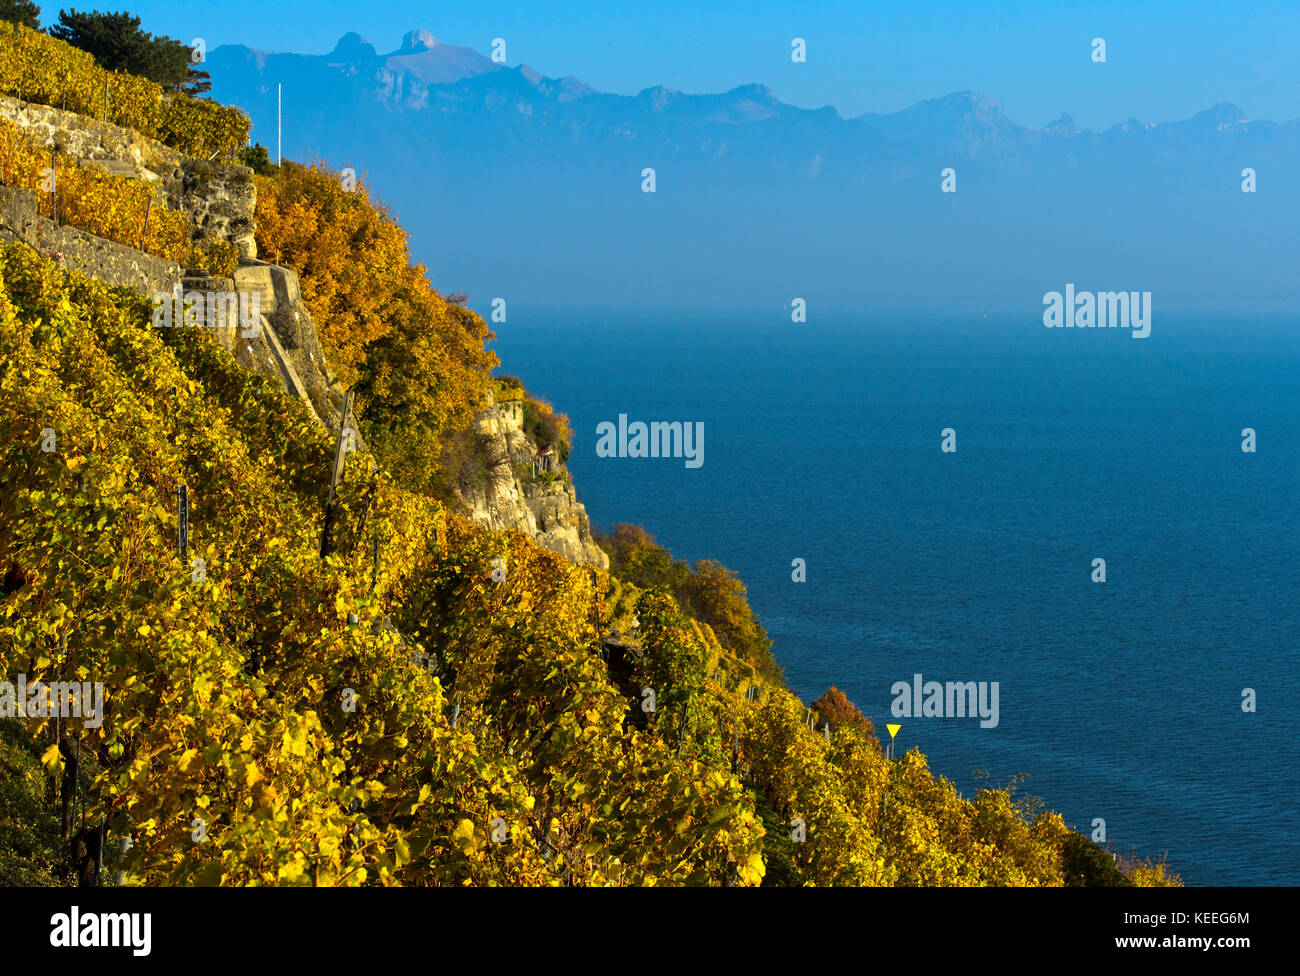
[811,686,876,738]
[1058,831,1131,886]
[492,374,524,402]
[682,558,779,680]
[596,523,691,594]
[596,524,779,680]
[237,143,279,177]
[521,393,572,462]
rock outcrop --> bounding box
[230,262,352,436]
[454,394,608,569]
[524,477,607,569]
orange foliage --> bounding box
[253,162,410,382]
[253,161,496,491]
[812,686,876,738]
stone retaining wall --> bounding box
[0,185,180,293]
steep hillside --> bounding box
[0,241,1178,884]
[0,25,1178,887]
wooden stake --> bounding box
[176,485,189,556]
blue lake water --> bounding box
[489,310,1299,886]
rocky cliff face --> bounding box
[167,270,610,569]
[454,395,609,569]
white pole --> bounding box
[277,83,282,165]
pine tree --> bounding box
[0,0,40,30]
[47,9,204,93]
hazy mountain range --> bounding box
[207,29,1300,314]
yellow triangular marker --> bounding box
[886,724,900,740]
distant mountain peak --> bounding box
[372,30,494,86]
[329,32,377,60]
[393,29,439,55]
[1111,116,1148,133]
[856,90,1018,152]
[636,85,681,112]
[1045,112,1078,134]
[927,90,1004,113]
[1193,101,1247,127]
[865,90,1008,121]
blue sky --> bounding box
[45,0,1300,129]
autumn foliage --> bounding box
[597,524,779,680]
[252,161,496,493]
[812,686,876,738]
[0,231,1182,887]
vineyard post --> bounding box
[59,734,74,842]
[177,485,189,557]
[76,736,84,834]
[48,147,55,221]
[139,197,151,250]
